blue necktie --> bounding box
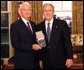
[47,23,51,42]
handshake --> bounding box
[32,31,46,51]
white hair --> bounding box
[18,2,32,17]
[19,2,32,10]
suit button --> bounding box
[48,46,51,48]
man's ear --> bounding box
[53,10,55,14]
[42,10,44,15]
[19,8,22,16]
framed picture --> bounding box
[76,34,83,46]
[71,34,77,46]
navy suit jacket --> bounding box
[10,18,37,69]
[37,18,73,69]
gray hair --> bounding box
[19,2,32,10]
[43,3,54,11]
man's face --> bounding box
[20,4,32,20]
[43,5,54,21]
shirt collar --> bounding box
[21,17,29,26]
[45,18,54,32]
[45,18,53,25]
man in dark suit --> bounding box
[10,2,41,69]
[37,3,73,69]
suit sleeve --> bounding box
[62,21,73,59]
[10,24,32,52]
[32,23,38,44]
[35,24,44,60]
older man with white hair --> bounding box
[10,2,41,69]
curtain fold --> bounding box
[72,1,83,34]
[27,1,43,24]
[11,1,19,23]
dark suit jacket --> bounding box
[10,18,37,69]
[37,18,73,69]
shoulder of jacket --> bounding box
[37,21,45,26]
[29,20,36,24]
[11,19,21,27]
[55,19,67,25]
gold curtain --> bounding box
[26,1,43,24]
[72,1,83,34]
[11,1,19,23]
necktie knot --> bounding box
[27,22,29,24]
[48,23,50,26]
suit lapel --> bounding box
[49,19,59,43]
[42,19,59,44]
[42,21,49,45]
[19,18,33,35]
[29,21,35,33]
[42,21,46,36]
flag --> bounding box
[18,1,24,19]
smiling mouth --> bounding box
[46,15,51,16]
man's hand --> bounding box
[65,59,73,68]
[32,44,42,51]
[39,60,43,69]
